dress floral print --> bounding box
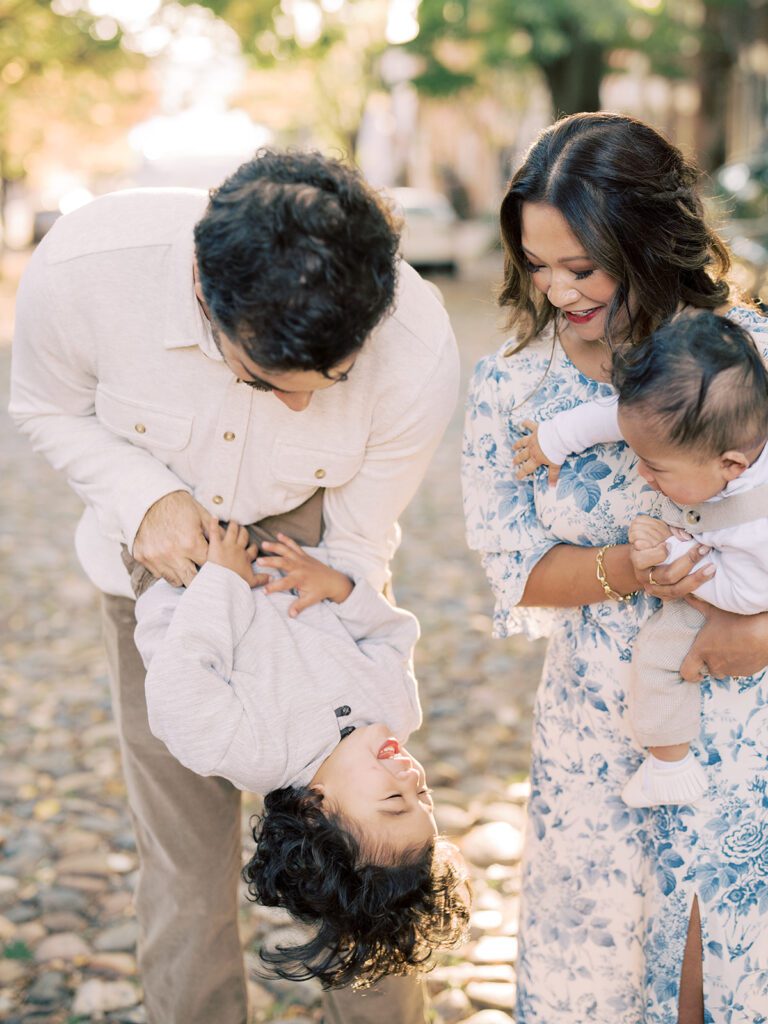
[462,308,768,1023]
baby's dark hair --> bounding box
[613,311,768,457]
[243,786,470,990]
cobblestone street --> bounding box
[0,252,545,1024]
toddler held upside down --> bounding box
[132,518,469,988]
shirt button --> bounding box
[335,705,351,717]
[223,431,236,441]
[314,468,326,480]
[212,495,224,505]
[134,423,146,434]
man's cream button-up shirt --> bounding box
[10,188,459,598]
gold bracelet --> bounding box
[595,545,639,603]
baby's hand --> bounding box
[512,419,561,486]
[257,534,354,617]
[206,517,266,587]
[628,514,672,551]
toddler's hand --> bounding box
[257,533,354,616]
[512,419,561,486]
[628,514,672,551]
[206,517,266,587]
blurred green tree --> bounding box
[410,0,765,170]
[0,0,145,245]
[411,0,695,115]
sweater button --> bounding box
[134,423,146,434]
[223,431,235,441]
[212,495,223,505]
[335,705,351,717]
[314,468,326,479]
[685,509,701,525]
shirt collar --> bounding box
[161,206,223,363]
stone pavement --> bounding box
[0,252,546,1023]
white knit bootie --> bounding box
[622,752,707,808]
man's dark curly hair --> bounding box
[242,786,470,990]
[193,149,400,374]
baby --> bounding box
[514,311,768,808]
[132,519,469,989]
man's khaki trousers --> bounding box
[100,515,428,1023]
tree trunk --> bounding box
[541,38,606,117]
[694,2,737,172]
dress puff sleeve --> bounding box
[462,349,560,640]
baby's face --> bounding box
[310,723,437,855]
[618,408,732,505]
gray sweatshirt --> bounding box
[134,562,422,792]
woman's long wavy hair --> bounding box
[499,111,732,353]
[243,786,470,990]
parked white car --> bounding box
[389,187,459,275]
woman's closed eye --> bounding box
[524,260,595,281]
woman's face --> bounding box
[520,202,621,343]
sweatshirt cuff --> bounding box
[185,561,256,637]
[333,578,385,639]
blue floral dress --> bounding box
[461,308,768,1024]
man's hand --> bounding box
[628,515,672,551]
[207,518,265,587]
[630,532,715,600]
[132,491,211,588]
[257,533,354,616]
[681,596,768,681]
[512,419,561,486]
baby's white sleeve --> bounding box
[663,534,768,616]
[537,396,622,465]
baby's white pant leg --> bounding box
[630,599,707,747]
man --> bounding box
[9,150,459,1024]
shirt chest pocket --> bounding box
[271,440,364,488]
[95,385,193,452]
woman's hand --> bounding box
[680,596,768,680]
[630,534,715,600]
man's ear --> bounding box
[721,449,750,482]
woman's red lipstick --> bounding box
[564,307,601,324]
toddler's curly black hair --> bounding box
[243,786,470,990]
[193,149,400,375]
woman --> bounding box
[462,112,768,1023]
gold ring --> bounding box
[648,568,659,587]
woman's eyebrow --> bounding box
[521,245,591,264]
